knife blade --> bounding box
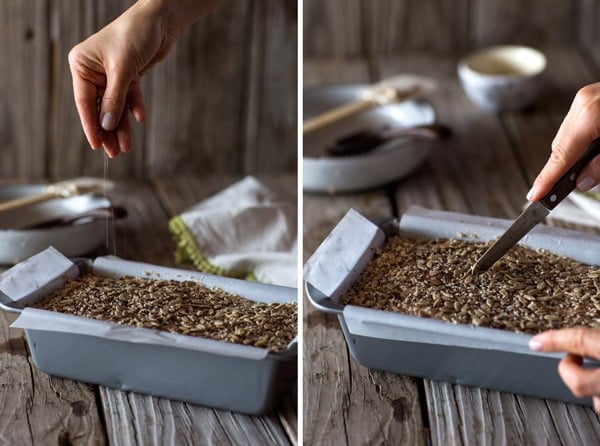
[472,137,600,274]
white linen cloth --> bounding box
[169,176,297,287]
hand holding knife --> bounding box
[472,137,600,274]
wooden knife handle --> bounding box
[539,137,600,210]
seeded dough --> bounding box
[34,274,297,352]
[341,236,600,333]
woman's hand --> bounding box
[527,83,600,201]
[68,0,218,157]
[530,327,600,412]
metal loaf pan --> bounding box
[0,250,297,415]
[304,206,600,406]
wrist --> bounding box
[136,0,218,39]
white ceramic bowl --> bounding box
[0,185,111,264]
[458,45,547,112]
[303,84,437,193]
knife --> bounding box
[472,137,600,274]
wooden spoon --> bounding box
[0,177,114,214]
[303,74,437,134]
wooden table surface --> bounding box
[303,47,600,445]
[0,174,297,445]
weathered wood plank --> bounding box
[304,0,584,58]
[470,0,575,48]
[426,383,565,445]
[152,174,245,216]
[545,400,600,443]
[47,0,95,179]
[259,173,298,204]
[584,44,600,81]
[304,58,371,88]
[362,0,470,55]
[578,0,600,47]
[304,0,469,57]
[143,0,249,176]
[278,382,298,446]
[303,0,363,58]
[0,0,49,179]
[0,311,106,445]
[100,389,293,446]
[243,0,298,174]
[427,383,600,445]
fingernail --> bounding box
[529,337,543,351]
[526,186,536,201]
[577,176,596,192]
[101,112,116,131]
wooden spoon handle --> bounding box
[0,191,63,214]
[303,98,376,134]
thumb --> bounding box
[530,327,600,359]
[99,71,132,131]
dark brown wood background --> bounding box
[304,0,600,59]
[0,0,297,180]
